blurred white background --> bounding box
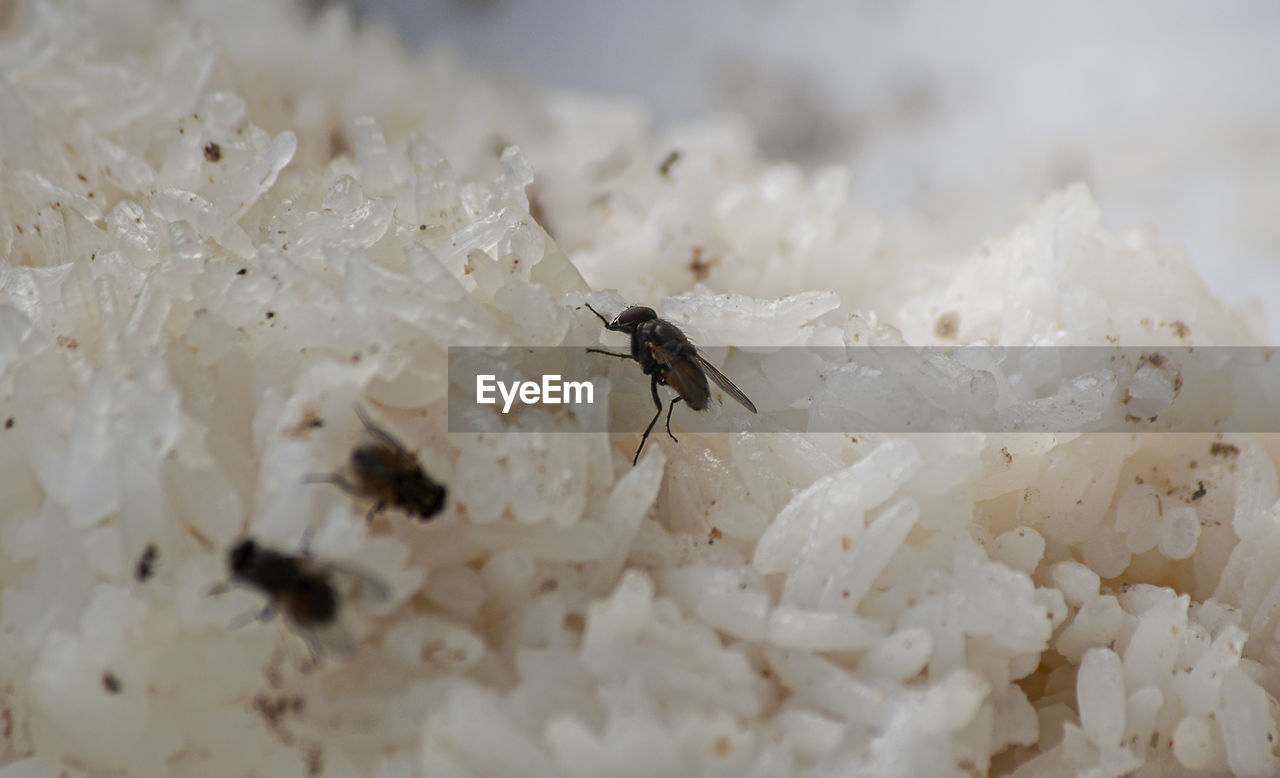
[351,0,1280,340]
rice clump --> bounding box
[0,1,1277,776]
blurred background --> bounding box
[350,0,1280,339]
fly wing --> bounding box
[353,405,410,453]
[300,557,392,607]
[647,342,710,410]
[299,620,357,661]
[288,558,389,662]
[692,353,758,413]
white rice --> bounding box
[2,1,1279,776]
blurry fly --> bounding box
[305,406,446,523]
[213,536,389,660]
[584,303,757,464]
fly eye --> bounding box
[615,306,656,325]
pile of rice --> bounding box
[1,1,1276,776]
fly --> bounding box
[213,536,389,660]
[305,406,447,523]
[584,303,757,464]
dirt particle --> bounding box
[713,736,731,756]
[934,311,959,339]
[1210,442,1240,459]
[202,142,222,162]
[305,744,323,776]
[708,527,723,545]
[264,662,283,689]
[286,409,325,438]
[135,544,159,582]
[329,129,349,159]
[1191,481,1206,501]
[265,311,275,319]
[689,246,718,282]
[55,335,78,349]
[253,692,302,727]
[101,672,121,694]
[841,535,852,551]
[658,149,682,177]
[236,267,247,275]
[1170,320,1190,338]
[1001,446,1013,464]
[4,418,12,430]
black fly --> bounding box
[214,537,389,660]
[305,406,447,523]
[584,303,757,464]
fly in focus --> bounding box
[215,536,389,660]
[305,406,447,523]
[584,303,757,464]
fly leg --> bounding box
[586,347,632,360]
[582,303,612,328]
[230,601,278,630]
[664,396,684,443]
[301,632,326,667]
[633,378,665,465]
[584,303,633,362]
[299,524,317,558]
[208,579,280,630]
[302,472,365,496]
[205,581,233,597]
[304,473,381,523]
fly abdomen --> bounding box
[287,577,339,627]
